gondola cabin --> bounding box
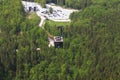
[54,36,63,48]
[54,26,63,48]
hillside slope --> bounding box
[0,0,120,80]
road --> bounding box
[36,12,46,27]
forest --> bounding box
[0,0,120,80]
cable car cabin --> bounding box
[54,36,63,48]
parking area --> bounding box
[22,1,78,22]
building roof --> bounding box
[54,36,63,42]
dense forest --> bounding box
[0,0,120,80]
[23,0,92,8]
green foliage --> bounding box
[35,0,46,7]
[0,0,120,80]
[44,20,70,36]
